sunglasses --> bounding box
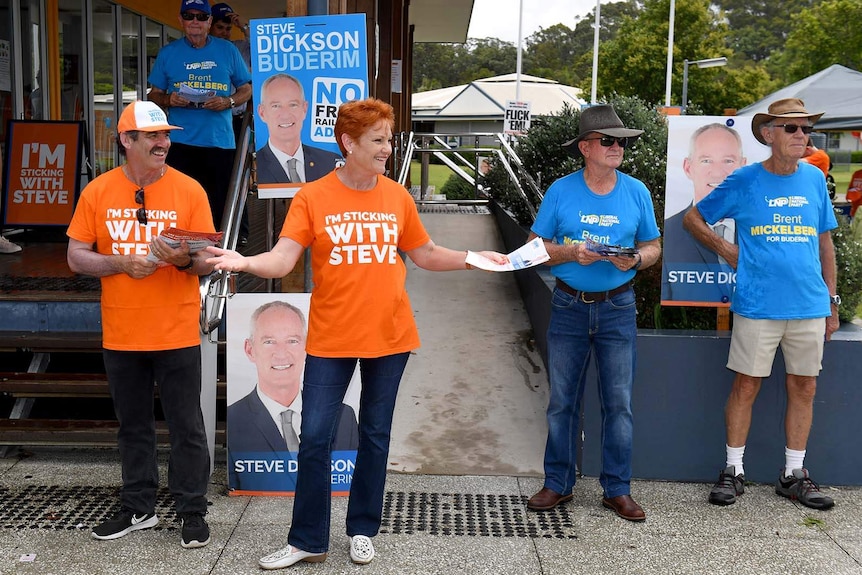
[135,188,147,225]
[584,135,630,148]
[772,124,814,135]
[181,12,210,21]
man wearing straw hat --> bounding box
[683,98,839,510]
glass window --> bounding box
[121,10,139,101]
[92,0,115,175]
[59,0,84,121]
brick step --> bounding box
[0,419,226,446]
[0,372,227,399]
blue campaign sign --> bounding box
[249,14,368,198]
[660,116,770,306]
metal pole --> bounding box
[664,0,675,106]
[590,0,601,104]
[681,59,690,115]
[516,0,523,101]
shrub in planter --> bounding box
[832,213,862,322]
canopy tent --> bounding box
[737,64,862,131]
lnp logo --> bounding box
[765,195,809,208]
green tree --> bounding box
[592,0,773,113]
[459,38,518,82]
[775,0,862,83]
[523,24,579,85]
[716,0,818,63]
[412,43,462,92]
[567,0,642,85]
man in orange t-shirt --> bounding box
[66,101,215,549]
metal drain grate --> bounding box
[0,485,177,531]
[417,205,491,215]
[0,486,575,539]
[380,492,577,539]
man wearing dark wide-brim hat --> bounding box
[683,97,839,511]
[525,104,662,521]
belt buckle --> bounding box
[579,291,595,304]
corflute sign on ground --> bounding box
[2,121,83,226]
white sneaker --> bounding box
[0,236,22,254]
[349,535,375,565]
[258,544,326,570]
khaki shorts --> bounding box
[727,315,826,377]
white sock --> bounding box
[726,444,745,477]
[784,447,806,477]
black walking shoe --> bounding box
[91,508,158,540]
[179,512,211,548]
[708,465,745,506]
[776,468,834,510]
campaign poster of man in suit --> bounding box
[226,293,360,495]
[249,14,367,199]
[661,116,768,305]
[254,73,343,191]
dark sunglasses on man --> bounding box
[772,124,814,135]
[585,135,630,148]
[181,12,210,21]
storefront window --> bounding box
[92,0,114,175]
[121,10,139,100]
[59,0,84,121]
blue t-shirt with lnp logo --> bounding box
[148,36,251,149]
[696,161,837,319]
[531,169,660,292]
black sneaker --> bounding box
[91,508,158,540]
[776,468,834,510]
[179,512,211,548]
[708,465,745,506]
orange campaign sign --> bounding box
[2,121,83,226]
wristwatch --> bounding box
[632,252,642,270]
[229,97,236,108]
[175,258,194,271]
[830,294,841,306]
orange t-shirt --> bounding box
[847,169,862,216]
[801,149,830,177]
[281,171,430,358]
[66,166,215,351]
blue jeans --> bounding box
[543,285,637,499]
[288,352,409,553]
[103,346,210,515]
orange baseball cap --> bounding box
[117,100,183,133]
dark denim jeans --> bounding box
[543,285,637,499]
[103,346,210,515]
[288,352,410,553]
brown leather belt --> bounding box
[555,278,632,303]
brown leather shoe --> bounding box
[601,494,646,522]
[527,487,573,511]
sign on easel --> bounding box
[504,100,531,136]
[2,120,83,226]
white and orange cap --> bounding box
[117,100,183,133]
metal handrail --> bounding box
[200,107,254,336]
[394,131,542,214]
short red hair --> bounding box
[334,98,395,155]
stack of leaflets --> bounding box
[146,228,224,263]
[585,238,639,257]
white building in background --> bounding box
[412,73,585,139]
